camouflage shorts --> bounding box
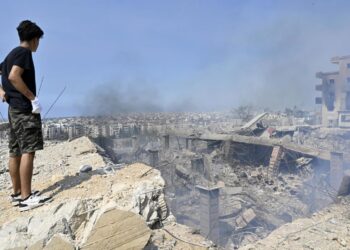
[8,107,44,157]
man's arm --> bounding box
[8,65,35,101]
[0,62,6,102]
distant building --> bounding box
[68,124,85,139]
[42,123,67,140]
[316,55,350,127]
[100,124,111,137]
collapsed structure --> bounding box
[0,106,350,249]
[89,111,350,248]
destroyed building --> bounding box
[68,112,349,249]
[316,55,350,127]
[1,108,350,249]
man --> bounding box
[0,20,51,211]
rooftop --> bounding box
[331,55,350,64]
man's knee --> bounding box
[21,152,35,161]
[9,155,21,165]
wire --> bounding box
[37,76,44,97]
[162,227,209,248]
[43,86,66,119]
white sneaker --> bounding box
[10,190,41,206]
[18,194,52,212]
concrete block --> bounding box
[242,208,256,224]
[235,208,256,228]
[44,235,75,250]
[81,209,151,250]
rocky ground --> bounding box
[0,137,214,250]
[240,197,350,250]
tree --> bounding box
[232,105,254,122]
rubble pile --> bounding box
[90,113,348,249]
[240,197,350,250]
[297,127,350,152]
[0,137,214,250]
[1,111,349,249]
[158,149,329,248]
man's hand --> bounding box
[31,97,42,114]
[0,88,6,102]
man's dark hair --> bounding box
[17,20,44,42]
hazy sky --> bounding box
[0,0,350,118]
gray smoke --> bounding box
[80,80,201,115]
[79,2,350,115]
[81,82,163,115]
[167,3,350,112]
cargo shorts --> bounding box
[8,107,44,157]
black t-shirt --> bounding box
[1,46,36,111]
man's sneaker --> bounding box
[18,194,52,212]
[10,193,22,204]
[10,190,41,205]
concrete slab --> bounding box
[82,209,151,250]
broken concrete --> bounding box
[235,208,257,229]
[268,146,283,178]
[44,234,75,250]
[240,198,350,250]
[81,209,151,250]
[0,137,213,250]
[2,110,349,249]
[330,152,344,191]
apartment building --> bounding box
[316,55,350,127]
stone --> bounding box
[239,172,248,179]
[137,191,166,226]
[151,231,165,245]
[235,208,256,228]
[175,165,191,180]
[0,200,90,250]
[250,170,260,178]
[226,186,243,195]
[242,209,256,224]
[340,239,347,247]
[131,179,168,227]
[27,240,45,250]
[44,234,75,250]
[81,209,151,250]
[235,215,248,228]
[27,200,81,242]
[80,165,93,173]
[190,228,201,234]
[0,217,32,249]
[228,172,239,183]
[217,181,225,188]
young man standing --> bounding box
[0,20,51,211]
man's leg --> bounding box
[9,156,21,195]
[20,152,35,199]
